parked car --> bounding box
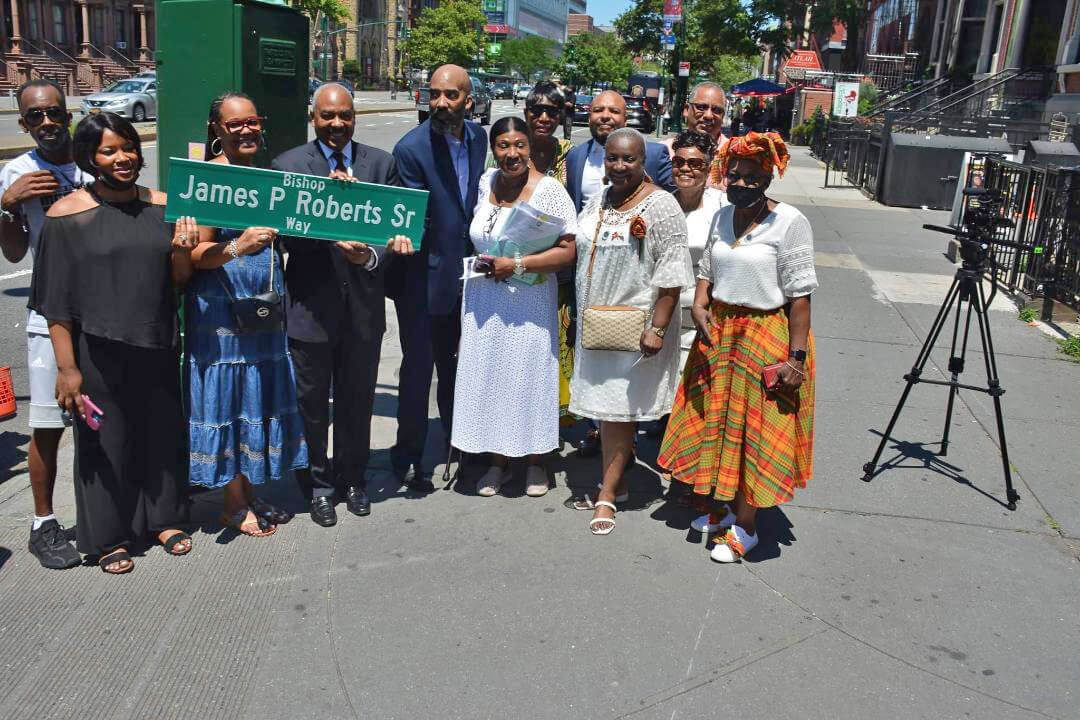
[622,94,655,133]
[80,78,157,122]
[515,85,530,101]
[491,82,514,99]
[573,94,593,125]
[415,75,492,125]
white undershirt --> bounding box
[580,140,606,208]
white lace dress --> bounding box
[569,189,695,422]
[451,171,579,457]
[679,187,726,368]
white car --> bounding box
[81,78,157,122]
[515,86,530,100]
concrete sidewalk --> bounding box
[0,147,1077,719]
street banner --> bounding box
[165,158,429,246]
[663,0,681,21]
[833,81,860,117]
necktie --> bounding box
[331,151,346,173]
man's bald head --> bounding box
[312,82,353,111]
[588,90,627,144]
[431,64,472,95]
[429,64,473,136]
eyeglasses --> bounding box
[527,105,561,119]
[690,102,725,116]
[672,156,708,171]
[22,107,66,127]
[725,172,768,187]
[222,116,265,133]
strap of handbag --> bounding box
[582,204,607,311]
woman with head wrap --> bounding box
[658,132,817,562]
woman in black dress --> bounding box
[30,112,199,574]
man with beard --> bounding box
[563,90,675,458]
[0,80,91,569]
[272,83,401,527]
[389,65,486,492]
[661,81,729,187]
[565,90,675,214]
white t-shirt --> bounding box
[0,150,91,333]
[580,140,606,208]
[698,202,818,311]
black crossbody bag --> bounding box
[216,244,283,332]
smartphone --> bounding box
[473,256,494,275]
[81,394,105,431]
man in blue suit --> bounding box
[565,90,676,214]
[563,90,676,457]
[390,64,487,492]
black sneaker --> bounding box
[28,519,82,569]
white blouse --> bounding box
[698,202,817,310]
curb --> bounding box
[0,125,157,161]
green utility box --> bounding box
[156,0,309,190]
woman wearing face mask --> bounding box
[184,92,308,537]
[452,116,578,498]
[569,127,694,535]
[29,112,197,574]
[659,132,817,563]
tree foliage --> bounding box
[499,35,557,82]
[287,0,350,25]
[404,0,487,72]
[557,32,635,90]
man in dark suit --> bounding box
[563,90,676,457]
[389,64,486,492]
[272,83,401,527]
[565,90,676,214]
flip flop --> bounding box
[98,549,133,575]
[162,531,192,556]
[222,507,277,538]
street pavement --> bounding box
[1,126,1078,719]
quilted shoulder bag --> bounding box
[216,243,283,333]
[580,205,646,352]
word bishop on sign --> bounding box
[165,158,430,246]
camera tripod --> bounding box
[861,224,1020,511]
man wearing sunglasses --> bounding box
[0,79,91,569]
[661,81,728,188]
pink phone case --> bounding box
[81,394,104,431]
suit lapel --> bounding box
[465,123,485,215]
[349,140,370,181]
[307,140,330,176]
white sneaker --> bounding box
[710,525,758,563]
[476,466,505,497]
[691,507,735,534]
[525,465,549,497]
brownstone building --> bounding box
[1,0,156,94]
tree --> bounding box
[404,0,487,72]
[499,35,556,83]
[287,0,350,24]
[557,32,635,91]
[710,55,760,93]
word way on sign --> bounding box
[165,158,430,246]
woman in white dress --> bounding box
[451,116,579,498]
[569,128,694,535]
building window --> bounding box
[115,10,126,46]
[52,5,66,44]
[26,1,40,41]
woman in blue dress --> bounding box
[185,92,307,537]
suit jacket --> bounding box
[391,119,487,315]
[565,137,676,213]
[271,140,400,344]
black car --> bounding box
[491,82,514,99]
[573,94,593,125]
[415,75,492,125]
[622,95,654,133]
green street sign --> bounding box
[165,158,429,246]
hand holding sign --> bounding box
[236,226,278,255]
[336,241,374,265]
[385,234,415,256]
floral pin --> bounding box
[629,215,647,240]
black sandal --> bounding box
[162,531,192,556]
[98,549,133,574]
[250,497,292,524]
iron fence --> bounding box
[965,157,1080,316]
[863,53,921,92]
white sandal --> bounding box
[589,500,617,535]
[691,507,735,534]
[525,465,549,497]
[476,466,505,497]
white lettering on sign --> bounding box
[391,203,416,228]
[178,174,259,208]
[269,186,286,210]
[283,173,327,194]
[285,216,311,234]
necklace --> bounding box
[730,200,770,249]
[605,179,647,212]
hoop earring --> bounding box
[210,137,222,156]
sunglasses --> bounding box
[672,156,708,171]
[527,105,561,119]
[23,107,66,127]
[222,116,266,133]
[690,102,725,116]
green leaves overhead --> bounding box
[403,0,488,71]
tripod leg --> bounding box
[940,287,972,456]
[863,276,962,481]
[974,283,1019,510]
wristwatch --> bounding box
[789,349,807,362]
[650,325,667,338]
[513,252,525,276]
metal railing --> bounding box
[39,39,78,66]
[106,46,138,71]
[901,68,1053,125]
[863,77,952,118]
[964,157,1080,316]
[863,53,921,92]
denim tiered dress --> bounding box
[186,230,308,488]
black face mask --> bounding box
[94,172,137,191]
[727,184,766,209]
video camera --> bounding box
[923,187,1019,269]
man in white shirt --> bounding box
[0,80,90,569]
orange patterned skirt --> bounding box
[658,303,815,508]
